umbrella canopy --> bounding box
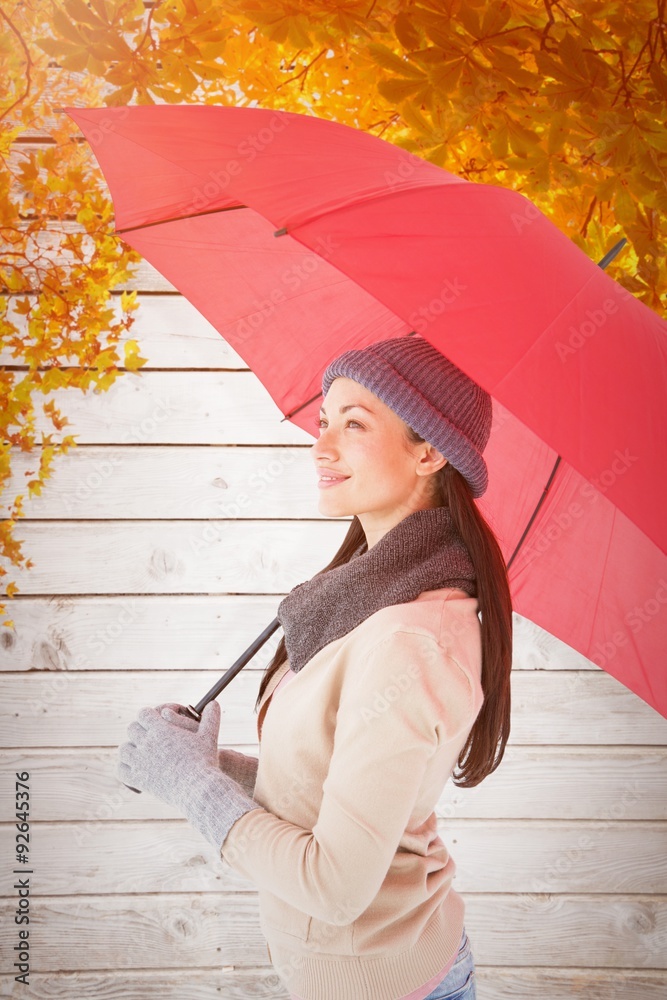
[66,105,667,719]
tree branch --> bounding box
[0,8,32,123]
[580,195,597,237]
[275,47,327,92]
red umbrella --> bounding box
[66,104,667,720]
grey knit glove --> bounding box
[117,700,262,850]
[157,702,259,798]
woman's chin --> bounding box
[318,493,351,517]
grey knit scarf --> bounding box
[277,505,477,674]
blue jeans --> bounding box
[420,926,476,1000]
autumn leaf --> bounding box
[394,12,421,49]
[124,338,148,371]
[120,289,139,312]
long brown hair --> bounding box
[254,427,513,788]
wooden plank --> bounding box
[455,819,667,893]
[0,893,664,971]
[25,370,313,445]
[0,446,318,519]
[1,294,245,370]
[1,819,665,896]
[462,893,667,969]
[0,819,240,896]
[475,969,667,1000]
[0,892,266,972]
[0,969,291,1000]
[438,746,667,820]
[505,670,667,744]
[3,670,667,747]
[0,668,266,748]
[0,595,288,672]
[0,520,347,595]
[0,598,597,674]
[1,967,665,1000]
[3,746,664,822]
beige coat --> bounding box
[221,586,484,1000]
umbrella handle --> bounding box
[123,616,283,794]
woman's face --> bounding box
[311,376,447,548]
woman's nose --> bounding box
[312,428,337,460]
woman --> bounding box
[119,335,513,1000]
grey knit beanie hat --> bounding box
[321,335,493,498]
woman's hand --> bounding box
[155,701,200,732]
[117,700,221,808]
[117,699,262,851]
[154,701,260,798]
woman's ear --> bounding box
[417,443,448,477]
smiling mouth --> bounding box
[318,475,350,487]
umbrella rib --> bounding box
[271,178,464,239]
[281,390,322,421]
[505,238,626,573]
[116,203,248,235]
[506,455,561,572]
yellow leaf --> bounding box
[605,128,634,169]
[429,59,464,92]
[106,84,137,105]
[120,290,138,312]
[286,15,312,49]
[490,123,509,159]
[557,33,589,83]
[6,582,18,598]
[60,47,91,72]
[89,0,112,18]
[546,112,569,155]
[492,50,535,88]
[367,43,425,78]
[394,12,421,49]
[263,18,289,44]
[614,185,637,226]
[480,4,511,37]
[506,117,540,156]
[124,339,148,372]
[400,101,436,138]
[377,77,426,103]
[148,84,182,103]
[457,6,481,39]
[649,63,667,101]
[52,6,86,43]
[643,129,667,153]
[95,349,117,371]
[96,371,118,391]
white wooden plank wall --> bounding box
[2,174,667,999]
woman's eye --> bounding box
[314,419,362,429]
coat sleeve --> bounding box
[219,629,476,925]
